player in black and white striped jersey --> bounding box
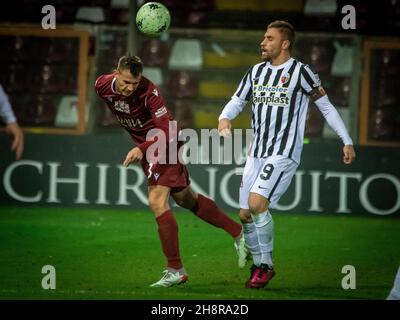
[218,21,356,289]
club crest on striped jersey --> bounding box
[280,73,290,85]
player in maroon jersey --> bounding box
[95,55,249,287]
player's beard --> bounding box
[262,49,282,63]
[261,49,271,62]
[262,49,277,62]
[262,56,271,62]
[262,54,271,62]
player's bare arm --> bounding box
[218,118,232,137]
[123,146,143,167]
[6,122,24,160]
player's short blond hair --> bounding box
[267,20,295,53]
[117,55,143,77]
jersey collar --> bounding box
[111,77,117,94]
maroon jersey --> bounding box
[95,73,179,156]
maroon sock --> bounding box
[191,194,242,238]
[156,210,182,270]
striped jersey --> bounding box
[231,57,323,164]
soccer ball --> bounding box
[136,2,171,37]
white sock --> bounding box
[387,267,400,300]
[168,267,187,276]
[243,222,261,266]
[251,210,274,267]
[387,288,400,300]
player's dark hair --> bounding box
[267,20,295,53]
[117,55,143,77]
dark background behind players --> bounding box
[0,0,399,301]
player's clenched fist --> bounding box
[123,147,143,167]
[343,145,356,164]
[218,118,232,137]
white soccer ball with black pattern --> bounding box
[136,2,171,37]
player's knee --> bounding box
[176,197,197,210]
[248,198,269,214]
[172,189,197,210]
[148,197,168,215]
[174,197,186,208]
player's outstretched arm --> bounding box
[343,144,356,164]
[301,65,355,166]
[217,67,252,137]
[313,96,355,165]
[123,147,143,167]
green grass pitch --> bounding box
[0,206,399,300]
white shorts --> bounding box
[239,155,298,210]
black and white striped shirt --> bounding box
[219,58,350,164]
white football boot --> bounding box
[234,234,251,269]
[150,270,188,288]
